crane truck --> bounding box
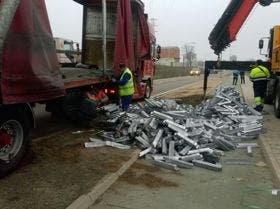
[0,0,160,176]
[204,0,280,115]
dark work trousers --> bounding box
[253,80,267,111]
[233,75,238,85]
[121,95,133,111]
[240,75,245,84]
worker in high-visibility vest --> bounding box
[113,63,135,111]
[249,60,270,112]
[79,89,109,121]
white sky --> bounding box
[45,0,280,61]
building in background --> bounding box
[157,46,182,67]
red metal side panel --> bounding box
[228,0,258,41]
[142,60,155,78]
[1,0,65,104]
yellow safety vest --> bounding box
[118,67,135,96]
[250,65,270,82]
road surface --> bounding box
[152,75,202,95]
[88,77,280,209]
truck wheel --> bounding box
[264,90,274,104]
[144,81,152,98]
[0,108,30,177]
[274,90,280,118]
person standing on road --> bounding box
[240,70,245,84]
[250,60,270,112]
[232,70,239,85]
[113,63,135,111]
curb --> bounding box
[240,82,280,188]
[258,136,280,187]
[67,149,140,209]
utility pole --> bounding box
[150,18,158,33]
[102,0,107,74]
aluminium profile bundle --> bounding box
[91,86,264,172]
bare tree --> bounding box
[230,55,237,61]
[197,60,204,69]
[183,44,197,70]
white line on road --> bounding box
[152,80,203,98]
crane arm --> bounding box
[209,0,277,55]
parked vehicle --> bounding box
[0,0,159,176]
[259,26,280,116]
[54,37,81,67]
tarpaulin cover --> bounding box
[136,6,151,63]
[113,0,135,73]
[1,0,65,104]
[209,0,258,55]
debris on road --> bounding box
[223,158,252,165]
[72,129,98,135]
[255,161,267,167]
[85,86,263,172]
[85,138,130,149]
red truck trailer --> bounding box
[0,0,159,176]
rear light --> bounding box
[104,88,116,94]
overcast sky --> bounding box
[45,0,280,61]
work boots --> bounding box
[254,105,263,113]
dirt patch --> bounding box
[120,172,178,188]
[178,94,205,106]
[161,78,221,101]
[120,161,178,188]
[0,130,134,209]
[130,162,159,172]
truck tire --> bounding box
[144,81,152,98]
[0,108,30,177]
[264,89,274,104]
[274,89,280,118]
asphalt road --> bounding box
[30,76,205,139]
[90,76,280,209]
[152,75,202,96]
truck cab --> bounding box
[258,26,280,115]
[54,37,81,67]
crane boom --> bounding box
[209,0,280,55]
[209,0,259,55]
[208,0,280,55]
